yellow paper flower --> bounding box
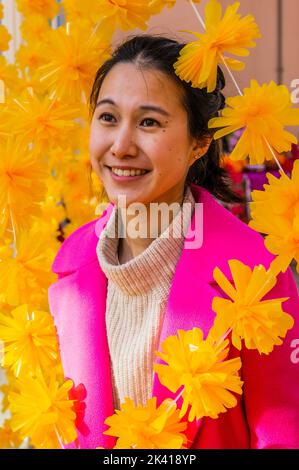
[16,43,48,72]
[149,0,176,13]
[15,70,50,97]
[5,91,81,154]
[209,80,299,164]
[35,181,66,246]
[210,259,294,354]
[0,420,23,449]
[249,160,299,274]
[103,397,188,449]
[0,56,20,95]
[0,382,11,414]
[0,3,3,20]
[0,138,48,237]
[0,225,56,308]
[61,158,99,226]
[0,24,11,52]
[62,0,103,28]
[174,0,261,92]
[63,0,174,26]
[0,304,59,377]
[92,0,160,35]
[20,14,52,44]
[8,372,77,448]
[149,0,201,15]
[16,0,59,19]
[37,24,112,101]
[154,328,243,422]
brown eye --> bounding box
[98,113,115,122]
[141,118,160,127]
[98,114,160,127]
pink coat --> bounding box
[48,184,299,449]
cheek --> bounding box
[155,141,188,176]
[89,127,105,159]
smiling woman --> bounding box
[48,34,299,450]
[89,35,241,207]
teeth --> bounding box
[111,167,148,176]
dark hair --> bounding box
[89,34,244,204]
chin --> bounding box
[107,190,145,207]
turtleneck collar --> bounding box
[96,185,196,296]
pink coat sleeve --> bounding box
[241,267,299,448]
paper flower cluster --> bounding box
[102,260,292,448]
[0,0,297,450]
[249,160,299,274]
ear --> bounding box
[194,135,213,156]
[189,135,213,165]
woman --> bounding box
[48,35,299,449]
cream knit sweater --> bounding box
[96,185,195,410]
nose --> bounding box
[110,123,138,158]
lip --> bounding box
[105,166,152,182]
[106,165,151,171]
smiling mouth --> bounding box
[105,166,152,176]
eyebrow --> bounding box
[95,98,171,117]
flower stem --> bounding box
[54,426,64,449]
[248,269,276,305]
[216,327,232,347]
[165,387,185,414]
[219,54,243,98]
[9,208,17,258]
[189,0,205,28]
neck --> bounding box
[117,186,188,263]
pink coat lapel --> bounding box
[48,184,274,448]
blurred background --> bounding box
[1,0,299,224]
[2,1,299,102]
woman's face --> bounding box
[89,62,202,207]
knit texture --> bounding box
[96,185,195,410]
